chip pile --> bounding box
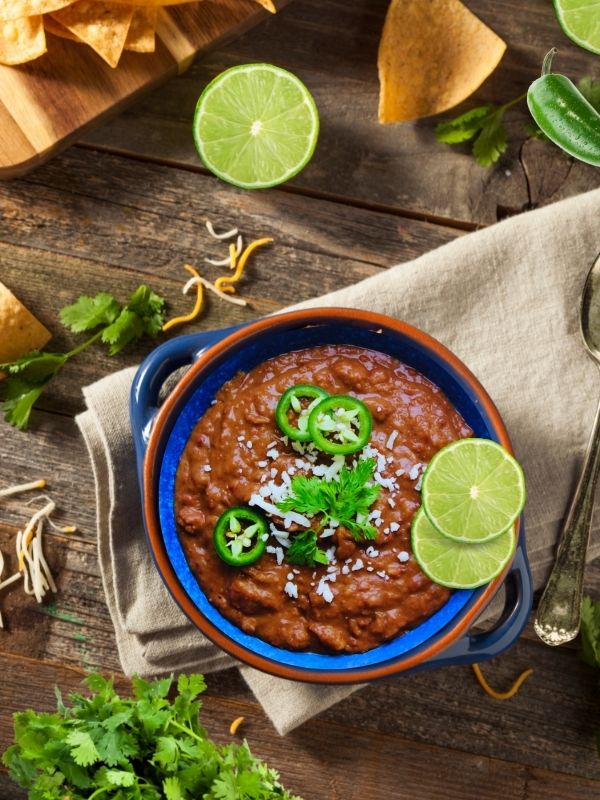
[0,0,276,68]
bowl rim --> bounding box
[143,307,520,683]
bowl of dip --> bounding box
[131,308,532,684]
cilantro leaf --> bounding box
[0,377,48,430]
[127,285,166,337]
[66,731,100,767]
[278,458,381,543]
[580,595,600,670]
[277,474,334,515]
[578,77,600,113]
[287,531,329,567]
[472,110,507,167]
[435,104,496,144]
[164,775,185,800]
[59,292,120,333]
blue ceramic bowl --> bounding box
[131,308,532,684]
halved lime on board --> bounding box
[421,438,526,543]
[193,63,320,189]
[553,0,600,55]
[411,508,516,589]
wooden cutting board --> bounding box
[0,0,279,179]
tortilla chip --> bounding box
[51,0,133,68]
[0,15,46,65]
[0,0,73,22]
[124,6,156,52]
[44,14,79,41]
[254,0,276,11]
[0,282,51,364]
[378,0,506,123]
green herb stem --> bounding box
[65,329,103,359]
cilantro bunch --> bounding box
[2,672,301,800]
[278,458,381,566]
[580,595,600,755]
[0,286,165,430]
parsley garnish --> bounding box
[2,672,302,800]
[286,530,329,568]
[0,285,165,430]
[278,458,381,547]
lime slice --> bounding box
[411,508,516,589]
[553,0,600,55]
[193,63,320,189]
[421,438,526,543]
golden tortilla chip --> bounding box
[51,0,133,68]
[44,14,79,41]
[0,0,73,22]
[378,0,506,123]
[0,282,51,364]
[124,6,156,52]
[254,0,276,11]
[0,15,46,65]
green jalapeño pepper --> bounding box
[527,49,600,167]
[308,394,372,455]
[213,507,268,567]
[275,383,329,441]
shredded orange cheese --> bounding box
[215,237,273,294]
[229,716,245,735]
[229,242,238,272]
[471,663,533,700]
[162,265,204,332]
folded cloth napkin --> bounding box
[77,188,600,735]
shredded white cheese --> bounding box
[386,431,399,449]
[205,220,238,240]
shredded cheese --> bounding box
[186,275,248,307]
[229,716,245,735]
[0,479,46,498]
[162,265,204,332]
[214,237,273,294]
[471,663,533,700]
[206,220,239,240]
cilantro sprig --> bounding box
[0,286,165,430]
[580,595,600,756]
[2,671,301,800]
[277,458,381,562]
[435,93,526,167]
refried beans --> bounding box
[175,344,472,653]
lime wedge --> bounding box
[193,63,320,189]
[421,438,526,543]
[553,0,600,55]
[411,508,516,589]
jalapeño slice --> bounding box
[213,507,268,567]
[275,383,329,441]
[308,395,372,455]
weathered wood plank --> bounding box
[0,653,598,800]
[80,0,600,228]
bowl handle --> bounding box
[130,326,245,467]
[412,534,533,672]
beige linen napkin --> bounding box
[77,188,600,735]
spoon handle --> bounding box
[534,394,600,645]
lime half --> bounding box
[193,63,320,189]
[421,438,526,543]
[553,0,600,55]
[411,508,516,589]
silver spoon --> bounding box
[534,252,600,646]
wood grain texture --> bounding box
[82,0,600,228]
[0,0,279,179]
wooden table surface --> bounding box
[1,1,600,798]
